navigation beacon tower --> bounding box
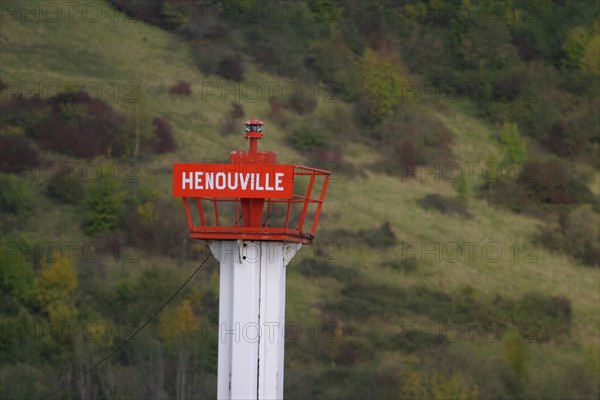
[173,119,330,399]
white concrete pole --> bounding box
[209,240,301,400]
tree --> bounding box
[562,26,591,70]
[83,165,125,236]
[581,34,600,78]
[360,48,405,122]
[0,242,35,304]
[498,121,527,165]
[158,299,199,400]
[563,24,600,78]
[35,250,78,325]
[0,175,34,215]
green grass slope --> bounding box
[1,0,598,398]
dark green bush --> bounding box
[331,222,397,249]
[296,258,358,284]
[305,38,360,101]
[518,160,593,205]
[538,205,599,266]
[46,173,84,205]
[370,104,454,177]
[287,127,331,152]
[0,175,34,215]
[516,294,572,340]
[218,55,245,82]
[83,172,124,236]
[494,293,573,341]
[544,99,600,159]
[362,222,397,248]
[326,283,572,343]
[123,199,188,257]
[0,238,36,306]
[482,159,594,215]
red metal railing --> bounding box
[181,165,330,244]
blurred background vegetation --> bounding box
[1,0,599,398]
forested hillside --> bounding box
[1,0,599,398]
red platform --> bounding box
[174,119,330,244]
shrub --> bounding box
[498,121,527,164]
[558,206,600,266]
[83,171,125,236]
[109,0,166,28]
[399,140,417,168]
[0,95,49,137]
[0,237,36,304]
[482,160,594,214]
[538,205,600,266]
[153,116,176,153]
[193,44,231,77]
[496,293,573,341]
[362,222,397,248]
[296,258,359,284]
[0,135,40,174]
[46,173,85,205]
[286,92,318,116]
[328,283,407,319]
[518,160,592,205]
[168,81,192,96]
[333,222,397,249]
[0,175,34,215]
[372,105,454,177]
[360,48,405,122]
[544,99,600,158]
[123,199,188,257]
[31,90,127,158]
[239,20,309,78]
[305,38,361,101]
[218,55,245,82]
[287,127,331,152]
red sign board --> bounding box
[173,163,294,198]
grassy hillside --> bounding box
[1,0,599,399]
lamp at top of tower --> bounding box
[243,118,264,132]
